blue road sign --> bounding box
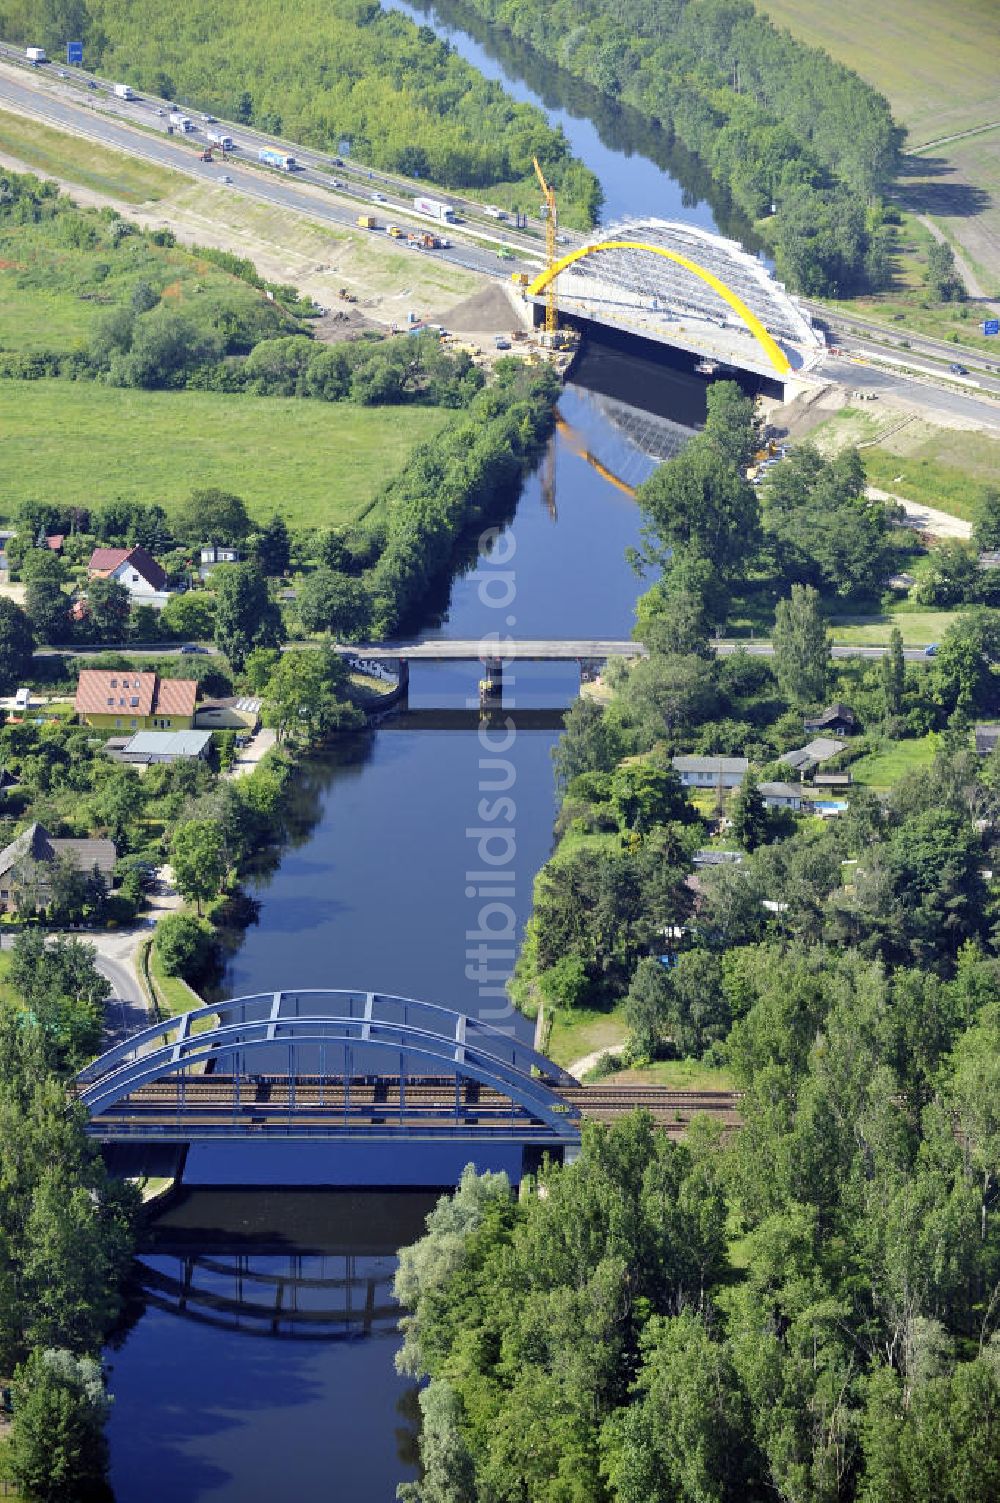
[983,319,1000,336]
[67,41,83,65]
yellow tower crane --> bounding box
[532,156,558,337]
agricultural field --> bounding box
[757,0,1000,144]
[0,383,450,530]
[758,0,1000,291]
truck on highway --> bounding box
[356,214,378,230]
[258,147,296,171]
[169,111,193,131]
[413,195,455,223]
[25,46,47,62]
[114,82,135,100]
[207,129,234,150]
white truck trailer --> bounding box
[413,196,455,223]
[114,83,135,100]
[207,128,234,150]
[25,47,47,62]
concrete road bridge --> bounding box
[525,218,826,386]
[341,639,647,706]
[77,991,740,1186]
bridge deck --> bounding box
[85,1076,742,1142]
[341,640,646,662]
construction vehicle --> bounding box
[338,287,358,303]
[511,271,530,287]
[198,148,213,162]
[356,215,378,230]
[532,157,558,337]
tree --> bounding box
[880,625,905,719]
[637,435,760,581]
[624,956,672,1060]
[253,514,291,577]
[972,487,1000,553]
[730,768,768,852]
[83,577,130,642]
[930,609,1000,720]
[170,820,227,914]
[772,584,830,704]
[926,238,964,301]
[610,761,687,832]
[8,932,108,1074]
[262,648,361,744]
[174,487,251,546]
[0,598,34,693]
[159,590,216,641]
[155,911,214,979]
[702,380,761,471]
[297,568,371,640]
[552,697,620,791]
[212,563,285,670]
[11,1348,110,1503]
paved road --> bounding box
[0,55,533,283]
[7,48,1000,420]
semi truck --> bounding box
[413,196,455,223]
[25,46,47,62]
[356,215,378,230]
[113,83,135,100]
[207,129,234,150]
[258,147,296,171]
[169,111,193,131]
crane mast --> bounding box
[532,157,558,337]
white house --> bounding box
[672,755,748,790]
[88,546,170,607]
[758,780,804,811]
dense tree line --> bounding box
[448,0,902,294]
[0,0,601,225]
[401,394,1000,1502]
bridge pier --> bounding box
[478,656,505,710]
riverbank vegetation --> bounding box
[401,383,1000,1499]
[0,0,601,228]
[448,0,901,295]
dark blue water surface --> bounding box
[106,46,713,1492]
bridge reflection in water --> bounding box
[136,1248,399,1341]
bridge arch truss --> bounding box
[78,991,581,1145]
[527,219,824,378]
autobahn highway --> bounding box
[3,43,1000,428]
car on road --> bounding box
[372,191,387,202]
[179,642,205,654]
[86,79,97,89]
[949,363,968,375]
[220,174,232,184]
[155,107,165,116]
[57,69,67,77]
[203,113,216,122]
[924,643,940,657]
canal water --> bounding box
[105,10,719,1491]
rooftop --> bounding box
[0,822,117,879]
[75,670,197,721]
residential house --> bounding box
[199,544,241,579]
[780,738,846,778]
[194,696,262,732]
[88,545,170,608]
[114,729,213,765]
[814,771,852,789]
[672,755,748,790]
[975,724,1000,757]
[45,534,65,553]
[759,780,805,811]
[692,849,744,868]
[75,670,198,731]
[803,702,857,736]
[0,822,116,913]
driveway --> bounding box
[869,486,973,540]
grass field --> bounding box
[850,733,940,790]
[604,1059,734,1091]
[0,383,449,528]
[831,610,958,648]
[0,105,179,203]
[757,0,1000,143]
[809,407,1000,523]
[547,1005,627,1070]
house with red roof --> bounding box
[87,545,170,606]
[74,670,198,731]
